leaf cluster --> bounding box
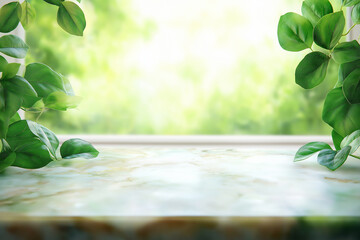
[278,0,360,170]
[0,0,98,172]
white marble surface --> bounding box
[0,146,360,217]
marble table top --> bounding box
[1,146,360,217]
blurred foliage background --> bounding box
[25,0,342,135]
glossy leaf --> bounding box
[342,0,360,7]
[322,87,360,137]
[0,55,7,72]
[57,1,86,36]
[317,146,350,170]
[342,68,360,104]
[0,139,10,152]
[338,59,360,87]
[2,76,38,109]
[0,34,29,58]
[44,91,81,111]
[0,84,22,138]
[295,51,329,89]
[19,0,36,29]
[6,120,58,168]
[60,74,75,95]
[4,91,22,118]
[0,75,37,138]
[0,2,20,33]
[333,40,360,64]
[332,130,344,150]
[23,98,44,110]
[277,12,313,51]
[2,76,37,99]
[1,63,20,79]
[314,11,345,50]
[24,63,73,97]
[301,0,333,26]
[60,138,99,159]
[352,3,360,24]
[0,152,16,171]
[27,120,59,158]
[317,149,337,169]
[340,130,360,154]
[44,0,64,6]
[9,112,21,125]
[294,141,332,161]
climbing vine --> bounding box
[0,0,98,171]
[278,0,360,170]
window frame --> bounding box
[5,1,347,146]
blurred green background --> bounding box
[25,0,342,135]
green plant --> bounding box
[0,0,98,171]
[278,0,360,170]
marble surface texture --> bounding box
[0,146,360,217]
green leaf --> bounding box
[317,149,336,168]
[352,3,360,24]
[18,0,36,29]
[27,120,59,158]
[24,63,77,109]
[332,130,344,150]
[295,51,329,89]
[0,34,29,58]
[301,0,333,26]
[317,146,350,170]
[333,41,360,64]
[338,59,360,87]
[1,76,38,110]
[1,63,20,79]
[0,84,22,138]
[0,2,20,33]
[2,76,37,99]
[44,91,81,111]
[57,1,86,36]
[277,12,313,51]
[24,63,74,98]
[9,112,21,125]
[24,98,44,110]
[294,141,332,162]
[0,75,37,138]
[60,74,75,95]
[342,0,360,7]
[6,120,59,168]
[322,87,360,137]
[0,55,8,72]
[60,138,99,159]
[342,68,360,104]
[0,139,11,152]
[44,0,64,6]
[0,152,16,171]
[340,130,360,154]
[313,11,345,50]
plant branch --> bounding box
[343,24,356,36]
[350,154,360,160]
[36,108,45,122]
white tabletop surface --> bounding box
[0,146,359,217]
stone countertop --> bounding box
[0,146,359,217]
[0,146,360,239]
